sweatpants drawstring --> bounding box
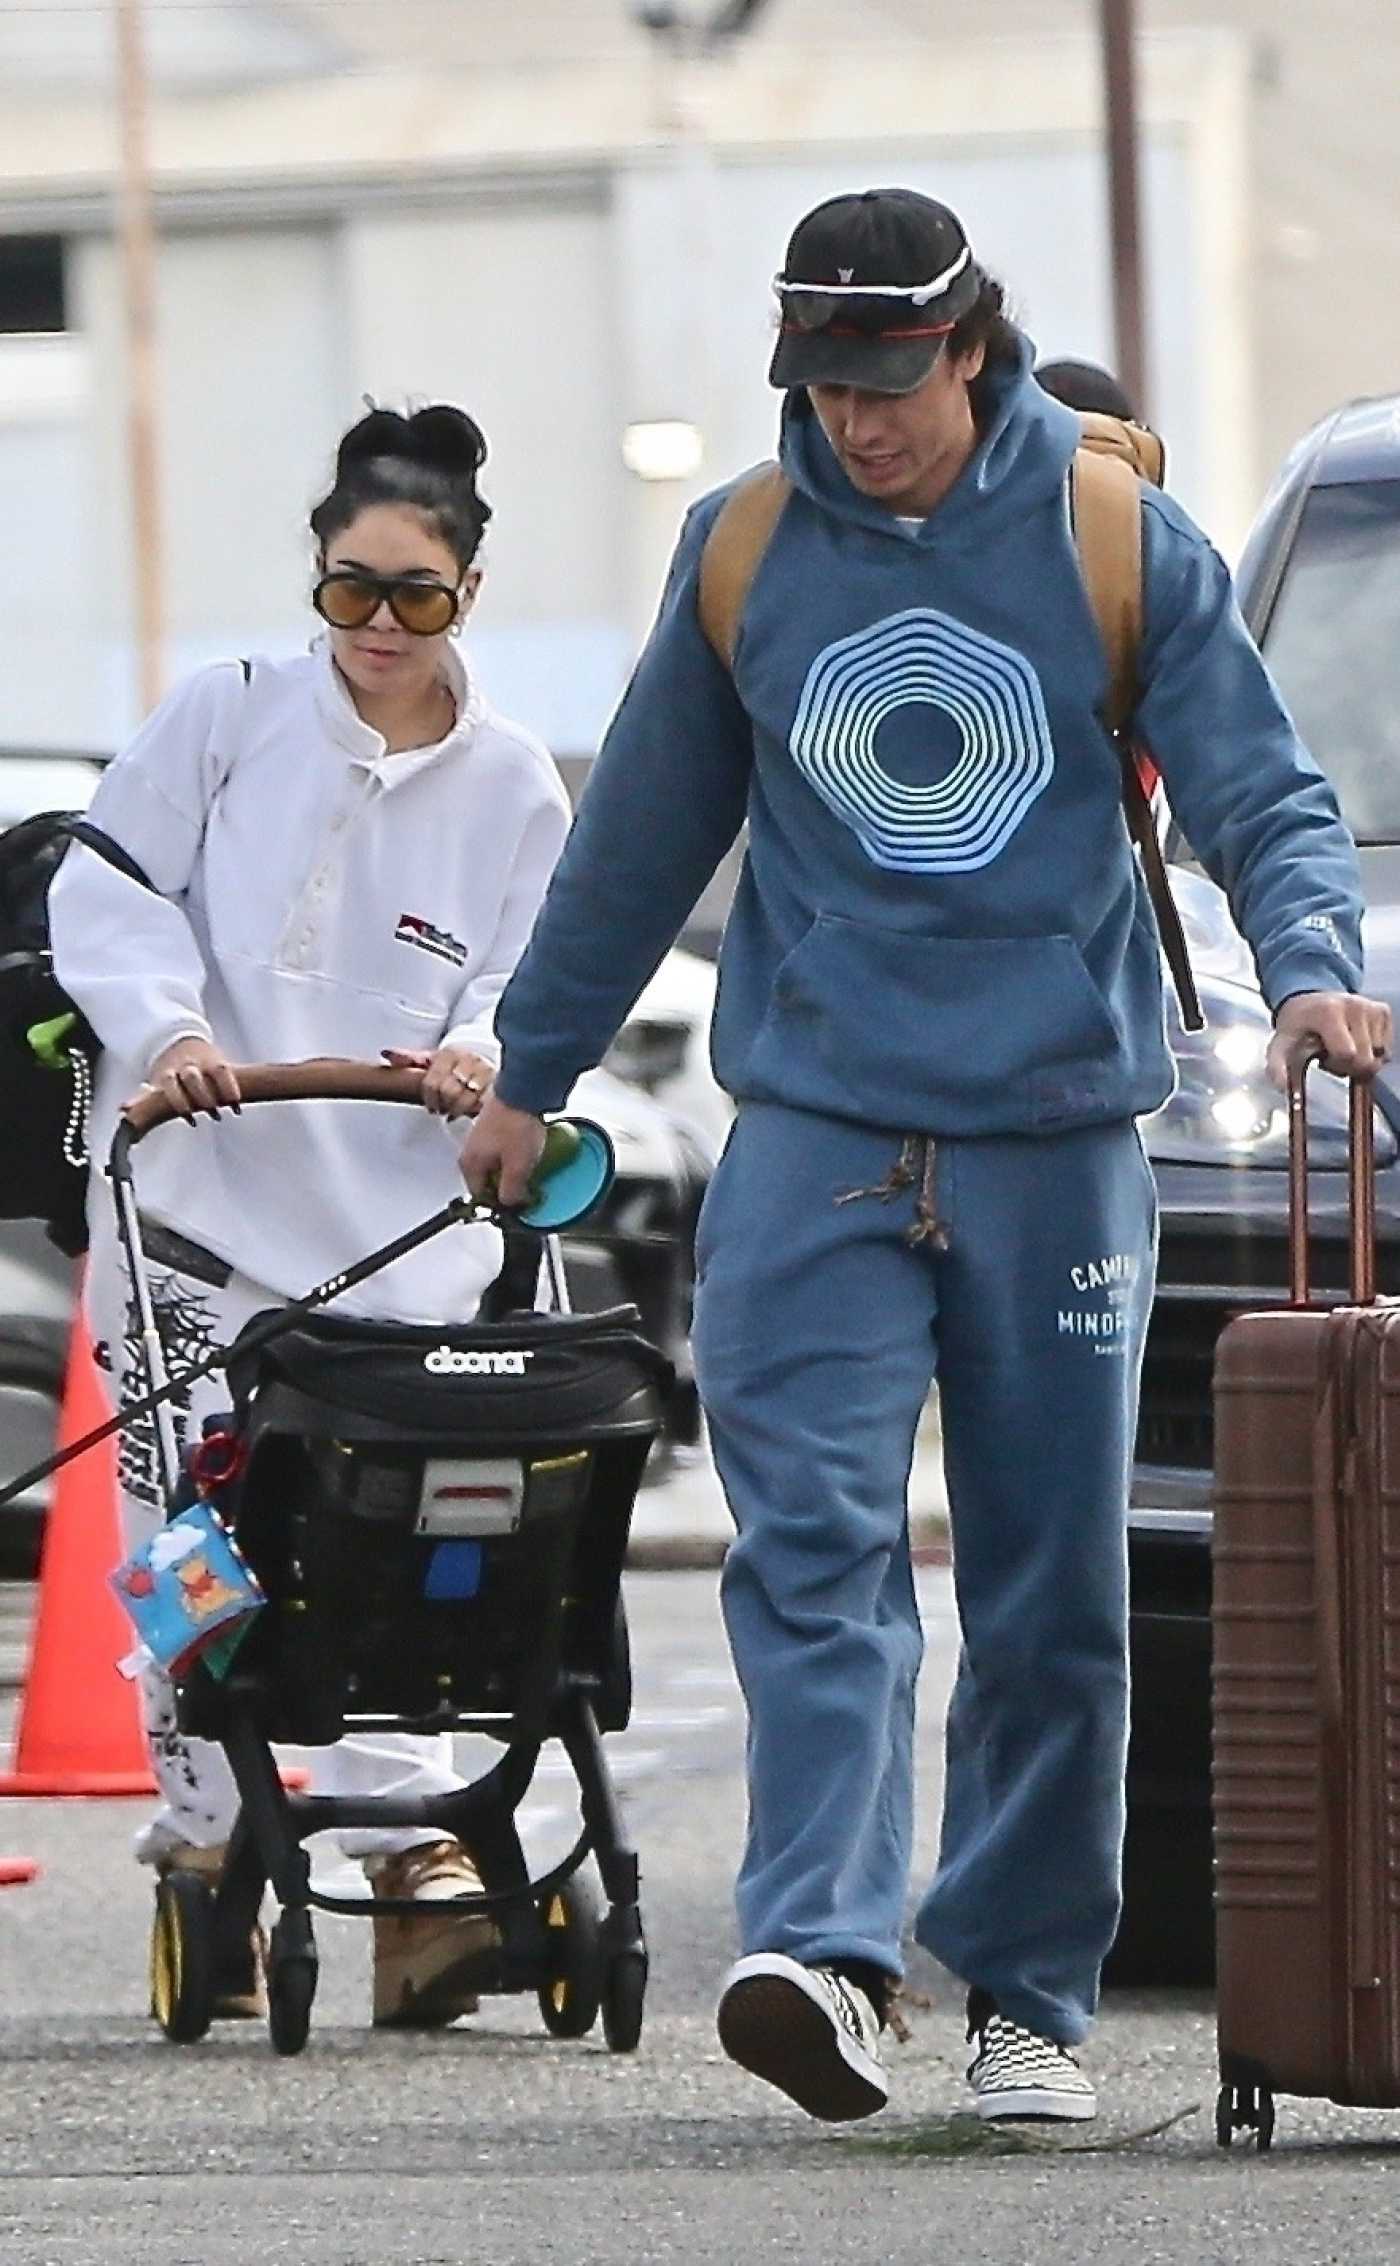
[835,1133,949,1251]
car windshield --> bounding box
[1261,479,1400,844]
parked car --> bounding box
[565,1062,712,1452]
[0,1220,75,1576]
[1112,394,1400,1984]
[603,947,728,1153]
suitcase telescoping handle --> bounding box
[1287,1051,1376,1307]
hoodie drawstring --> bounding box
[836,1133,949,1251]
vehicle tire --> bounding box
[537,1874,603,2040]
[1103,1807,1215,1989]
[558,1242,629,1315]
[0,1338,64,1579]
[150,1872,216,2044]
[665,1374,702,1450]
[601,1949,647,2054]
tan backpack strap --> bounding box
[1070,445,1142,737]
[1071,446,1204,1033]
[1077,409,1166,490]
[698,463,792,669]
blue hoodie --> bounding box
[495,341,1363,1136]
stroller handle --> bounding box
[116,1056,428,1152]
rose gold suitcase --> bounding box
[1213,1062,1400,2149]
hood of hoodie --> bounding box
[777,332,1083,547]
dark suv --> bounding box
[1113,396,1400,1983]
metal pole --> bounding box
[114,0,164,713]
[1099,0,1149,419]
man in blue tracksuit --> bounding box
[464,190,1390,2123]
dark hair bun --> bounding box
[336,403,487,487]
[312,400,493,571]
[406,405,488,480]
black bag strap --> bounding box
[1116,747,1203,1031]
[0,815,158,987]
[64,818,155,894]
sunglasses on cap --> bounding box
[313,569,462,637]
[772,245,972,335]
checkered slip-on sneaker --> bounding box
[717,1953,888,2121]
[967,2006,1097,2123]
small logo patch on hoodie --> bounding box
[395,912,468,968]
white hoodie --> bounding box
[49,642,571,1321]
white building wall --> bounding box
[0,30,1250,761]
[339,196,631,756]
[0,339,91,744]
[70,224,344,728]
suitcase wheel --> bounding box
[1215,2077,1275,2152]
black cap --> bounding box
[768,188,982,395]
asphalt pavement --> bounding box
[6,1499,1400,2261]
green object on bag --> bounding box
[198,1616,257,1684]
[27,1010,79,1073]
[539,1120,583,1180]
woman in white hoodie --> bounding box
[48,403,572,2028]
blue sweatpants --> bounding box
[690,1101,1157,2046]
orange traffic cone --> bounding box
[0,1857,39,1885]
[0,1317,155,1796]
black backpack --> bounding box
[0,813,154,1256]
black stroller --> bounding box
[110,1061,671,2058]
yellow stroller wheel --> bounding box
[150,1872,216,2044]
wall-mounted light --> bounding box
[622,420,704,482]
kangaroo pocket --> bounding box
[740,914,1129,1134]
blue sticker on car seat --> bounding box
[423,1540,484,1600]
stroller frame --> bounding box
[110,1059,664,2056]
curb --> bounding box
[625,1533,729,1573]
[626,1508,950,1576]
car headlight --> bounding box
[1143,984,1397,1170]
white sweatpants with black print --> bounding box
[85,1195,467,1865]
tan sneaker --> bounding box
[152,1842,268,2021]
[367,1837,497,2029]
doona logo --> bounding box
[423,1345,534,1378]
